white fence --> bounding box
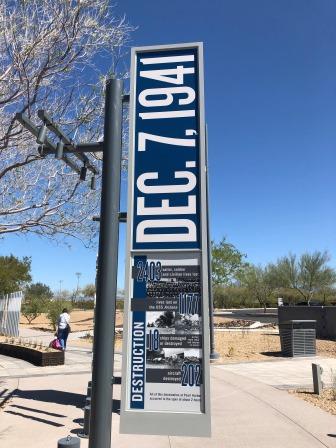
[0,291,23,337]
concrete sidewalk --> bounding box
[217,356,336,389]
[1,326,111,380]
[0,347,101,380]
[19,326,93,343]
[0,365,336,448]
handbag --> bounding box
[49,338,62,350]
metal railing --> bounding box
[0,291,23,337]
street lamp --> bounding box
[75,272,82,299]
[16,77,127,448]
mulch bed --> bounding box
[290,389,336,416]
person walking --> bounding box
[57,308,71,350]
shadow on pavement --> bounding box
[74,317,93,323]
[10,403,66,418]
[27,327,53,333]
[112,398,120,414]
[13,389,85,409]
[295,391,315,395]
[0,388,8,399]
[70,427,85,436]
[260,351,285,358]
[73,417,84,425]
[70,399,120,437]
[4,410,64,427]
[0,426,13,440]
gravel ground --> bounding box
[20,309,124,332]
[214,319,276,329]
[20,311,336,362]
[214,331,336,362]
[76,333,123,351]
[290,389,336,416]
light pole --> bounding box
[59,280,63,296]
[88,76,123,448]
[75,272,82,299]
[15,76,127,448]
[206,125,220,361]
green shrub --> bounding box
[72,300,95,310]
[21,295,48,324]
[213,285,256,309]
[46,300,72,331]
[274,288,305,305]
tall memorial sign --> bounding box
[120,42,211,437]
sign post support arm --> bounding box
[89,76,123,448]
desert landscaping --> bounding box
[18,308,336,418]
[20,309,336,362]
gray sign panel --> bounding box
[120,42,211,437]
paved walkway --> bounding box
[1,328,335,447]
[19,327,93,343]
[0,345,94,408]
[217,356,336,389]
[0,366,335,448]
[0,347,99,380]
[1,327,97,380]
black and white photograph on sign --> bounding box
[146,311,175,329]
[144,254,201,298]
[146,311,201,334]
[147,277,200,298]
[146,348,202,370]
[175,313,201,334]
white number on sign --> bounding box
[138,131,195,152]
[139,87,195,108]
[140,66,194,85]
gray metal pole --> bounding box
[89,76,123,448]
[312,363,323,395]
[205,125,220,361]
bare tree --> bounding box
[82,283,96,299]
[0,0,133,244]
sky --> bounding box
[1,0,336,293]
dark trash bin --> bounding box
[279,320,316,357]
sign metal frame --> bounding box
[120,42,211,437]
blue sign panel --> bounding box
[121,43,211,438]
[132,48,201,250]
[130,255,147,409]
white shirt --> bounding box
[58,312,70,330]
